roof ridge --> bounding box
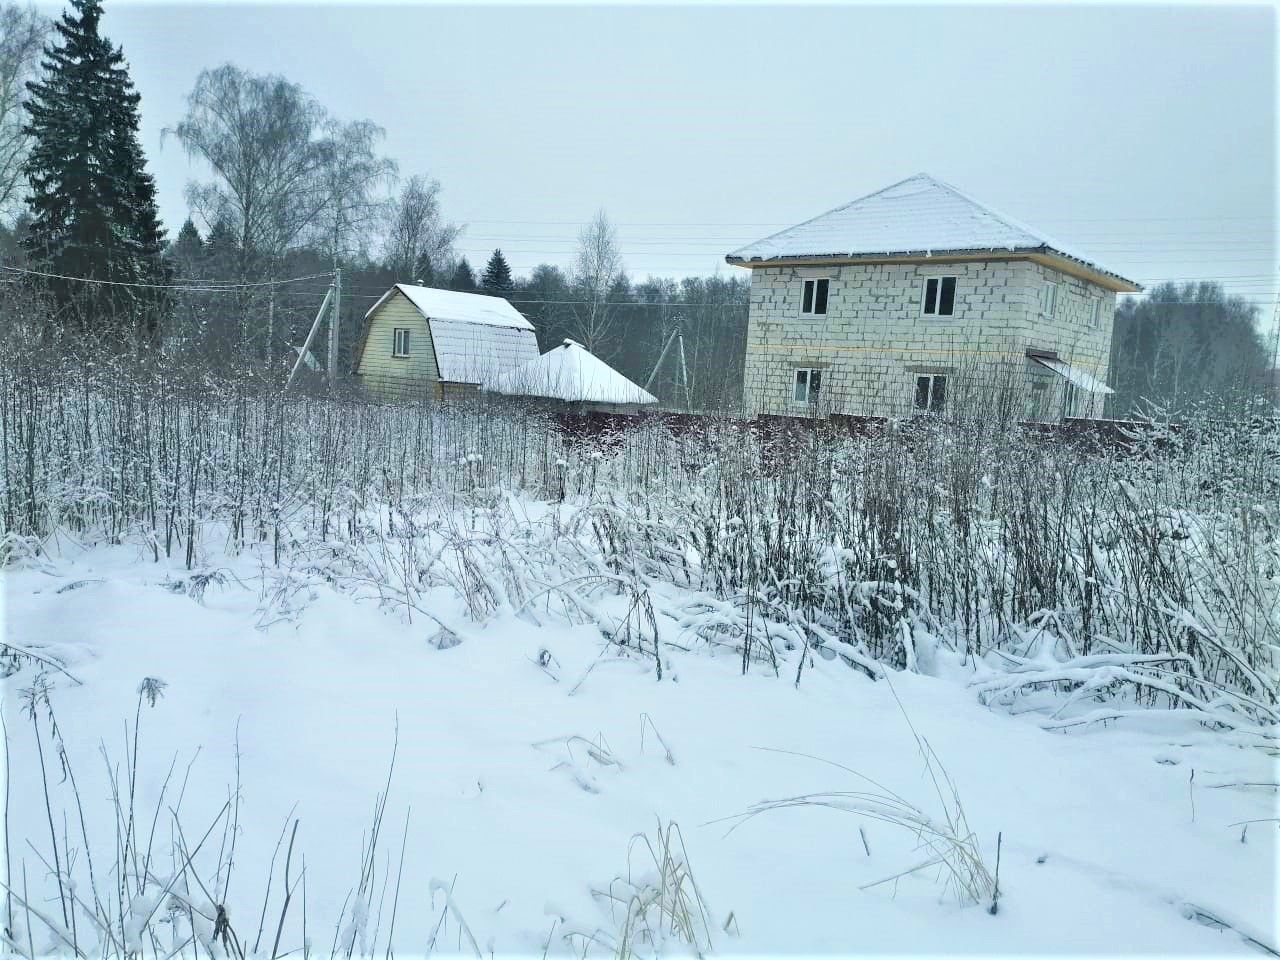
[395,282,512,304]
[924,177,1047,247]
[727,172,933,258]
[723,173,1139,289]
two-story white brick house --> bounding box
[725,174,1141,421]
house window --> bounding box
[392,328,411,357]
[1063,382,1080,418]
[800,278,829,316]
[1039,282,1059,317]
[921,276,957,317]
[913,374,947,414]
[793,368,823,404]
[1089,299,1102,328]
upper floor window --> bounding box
[392,327,411,357]
[1039,282,1060,317]
[801,278,829,316]
[1089,299,1102,328]
[921,276,957,317]
[793,367,822,404]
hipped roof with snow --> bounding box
[726,174,1140,292]
[487,339,658,406]
[353,284,540,384]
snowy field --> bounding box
[2,374,1278,957]
[4,515,1277,957]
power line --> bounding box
[456,214,1279,227]
[0,264,334,291]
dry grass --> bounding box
[570,820,715,959]
[722,681,997,909]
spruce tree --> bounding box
[200,219,241,363]
[413,250,438,287]
[449,257,477,292]
[170,219,204,273]
[480,248,513,297]
[22,0,167,343]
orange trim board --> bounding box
[727,251,1140,293]
[750,343,1032,360]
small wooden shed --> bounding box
[352,284,540,400]
[486,339,659,414]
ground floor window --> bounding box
[793,367,822,404]
[913,373,946,413]
[1063,382,1079,418]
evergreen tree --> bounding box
[449,256,476,292]
[412,250,438,286]
[199,218,240,363]
[22,0,167,342]
[203,218,239,276]
[169,219,203,273]
[164,218,204,354]
[480,248,513,297]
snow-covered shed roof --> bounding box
[354,284,540,385]
[726,174,1140,292]
[364,283,534,331]
[429,318,540,385]
[487,339,658,406]
[1031,355,1114,395]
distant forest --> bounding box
[0,2,747,409]
[0,0,1272,417]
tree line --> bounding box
[0,0,1270,415]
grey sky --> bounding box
[83,2,1277,314]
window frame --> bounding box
[800,278,830,317]
[1089,298,1102,329]
[1063,381,1080,419]
[912,373,947,415]
[1039,281,1060,318]
[792,367,823,406]
[920,276,958,318]
[391,327,411,358]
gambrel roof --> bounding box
[726,174,1140,292]
[371,284,534,331]
[353,284,540,385]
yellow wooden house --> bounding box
[352,284,540,400]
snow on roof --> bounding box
[487,339,658,405]
[726,173,1138,289]
[356,283,540,384]
[428,318,540,385]
[366,283,534,331]
[1031,356,1114,395]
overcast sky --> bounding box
[70,2,1278,317]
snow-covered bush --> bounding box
[1,354,1276,735]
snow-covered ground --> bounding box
[4,530,1276,957]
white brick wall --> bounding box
[741,259,1116,420]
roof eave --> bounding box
[725,246,1140,293]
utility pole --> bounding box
[644,318,692,412]
[1268,280,1279,407]
[328,266,342,389]
[286,283,335,391]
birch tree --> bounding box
[570,209,623,355]
[0,3,46,223]
[169,64,328,282]
[383,174,460,284]
[312,117,396,268]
